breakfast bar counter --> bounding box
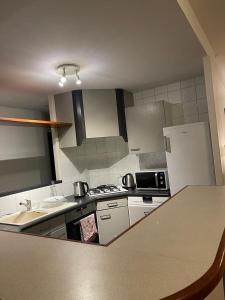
[0,186,224,300]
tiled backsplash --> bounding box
[133,76,208,125]
[0,182,74,216]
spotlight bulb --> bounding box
[60,76,67,83]
[59,81,64,87]
[76,78,82,85]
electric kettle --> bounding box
[122,173,135,188]
[73,181,89,197]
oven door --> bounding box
[135,172,158,190]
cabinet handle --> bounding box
[131,148,140,152]
[107,202,118,208]
[100,214,111,220]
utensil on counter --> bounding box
[122,173,135,188]
[73,181,89,197]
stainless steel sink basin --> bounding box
[0,211,47,225]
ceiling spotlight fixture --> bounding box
[56,64,82,87]
[60,67,67,83]
[75,70,82,85]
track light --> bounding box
[60,67,67,83]
[56,64,82,87]
[75,71,82,85]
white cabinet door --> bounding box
[128,206,156,226]
[97,206,130,245]
[82,89,119,138]
[125,101,166,154]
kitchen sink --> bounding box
[0,211,47,225]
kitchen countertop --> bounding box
[0,186,224,299]
[0,188,170,231]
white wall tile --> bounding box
[134,98,144,106]
[133,92,142,100]
[142,88,154,98]
[143,96,155,104]
[181,79,195,88]
[168,90,182,104]
[168,81,180,91]
[155,93,168,102]
[0,194,17,215]
[184,114,198,124]
[195,76,205,85]
[62,182,74,196]
[196,84,206,99]
[155,85,168,95]
[181,86,197,102]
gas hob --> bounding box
[88,185,127,198]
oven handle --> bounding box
[107,202,118,208]
[100,214,111,220]
[155,173,159,188]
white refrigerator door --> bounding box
[163,122,215,196]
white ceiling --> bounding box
[0,0,205,111]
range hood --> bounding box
[52,89,132,148]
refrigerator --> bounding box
[163,122,215,196]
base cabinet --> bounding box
[129,206,156,226]
[97,198,130,245]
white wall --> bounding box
[0,106,52,194]
[0,181,73,217]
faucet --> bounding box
[19,199,32,211]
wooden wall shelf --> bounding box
[0,117,72,128]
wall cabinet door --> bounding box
[128,206,157,226]
[125,101,166,154]
[97,206,130,245]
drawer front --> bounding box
[65,202,96,223]
[128,196,154,207]
[152,197,169,204]
[129,206,156,226]
[24,215,65,235]
[97,197,128,211]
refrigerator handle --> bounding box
[164,136,171,153]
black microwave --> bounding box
[135,169,169,190]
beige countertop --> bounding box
[0,186,224,300]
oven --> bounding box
[135,169,169,190]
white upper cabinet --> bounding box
[125,101,166,154]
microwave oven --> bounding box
[135,169,169,190]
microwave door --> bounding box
[136,172,158,189]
